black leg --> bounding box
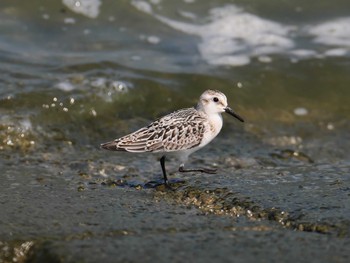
[160,155,169,186]
[179,166,217,174]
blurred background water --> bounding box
[1,0,350,261]
[1,0,350,151]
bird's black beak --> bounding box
[225,107,244,122]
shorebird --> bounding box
[101,90,244,186]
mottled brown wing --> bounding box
[101,126,160,153]
[158,120,205,152]
[101,108,206,153]
[147,108,206,152]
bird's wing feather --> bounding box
[101,108,207,153]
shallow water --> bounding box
[1,0,350,262]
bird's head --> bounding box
[197,90,244,122]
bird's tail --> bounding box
[100,140,126,151]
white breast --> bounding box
[199,113,223,148]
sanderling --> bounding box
[101,89,244,186]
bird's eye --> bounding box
[213,97,219,102]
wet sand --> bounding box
[1,122,349,262]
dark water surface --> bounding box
[1,0,350,262]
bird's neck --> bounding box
[209,111,223,125]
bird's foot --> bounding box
[200,168,217,174]
[145,179,184,191]
[178,166,217,174]
[152,180,175,191]
[164,181,175,191]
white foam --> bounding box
[290,49,318,58]
[131,0,153,14]
[185,6,292,66]
[132,3,350,67]
[64,17,76,24]
[147,35,161,44]
[138,4,294,66]
[19,119,33,131]
[90,78,106,88]
[258,55,272,63]
[324,48,348,57]
[207,54,251,66]
[309,17,350,47]
[62,0,101,18]
[55,81,76,92]
[178,10,197,20]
